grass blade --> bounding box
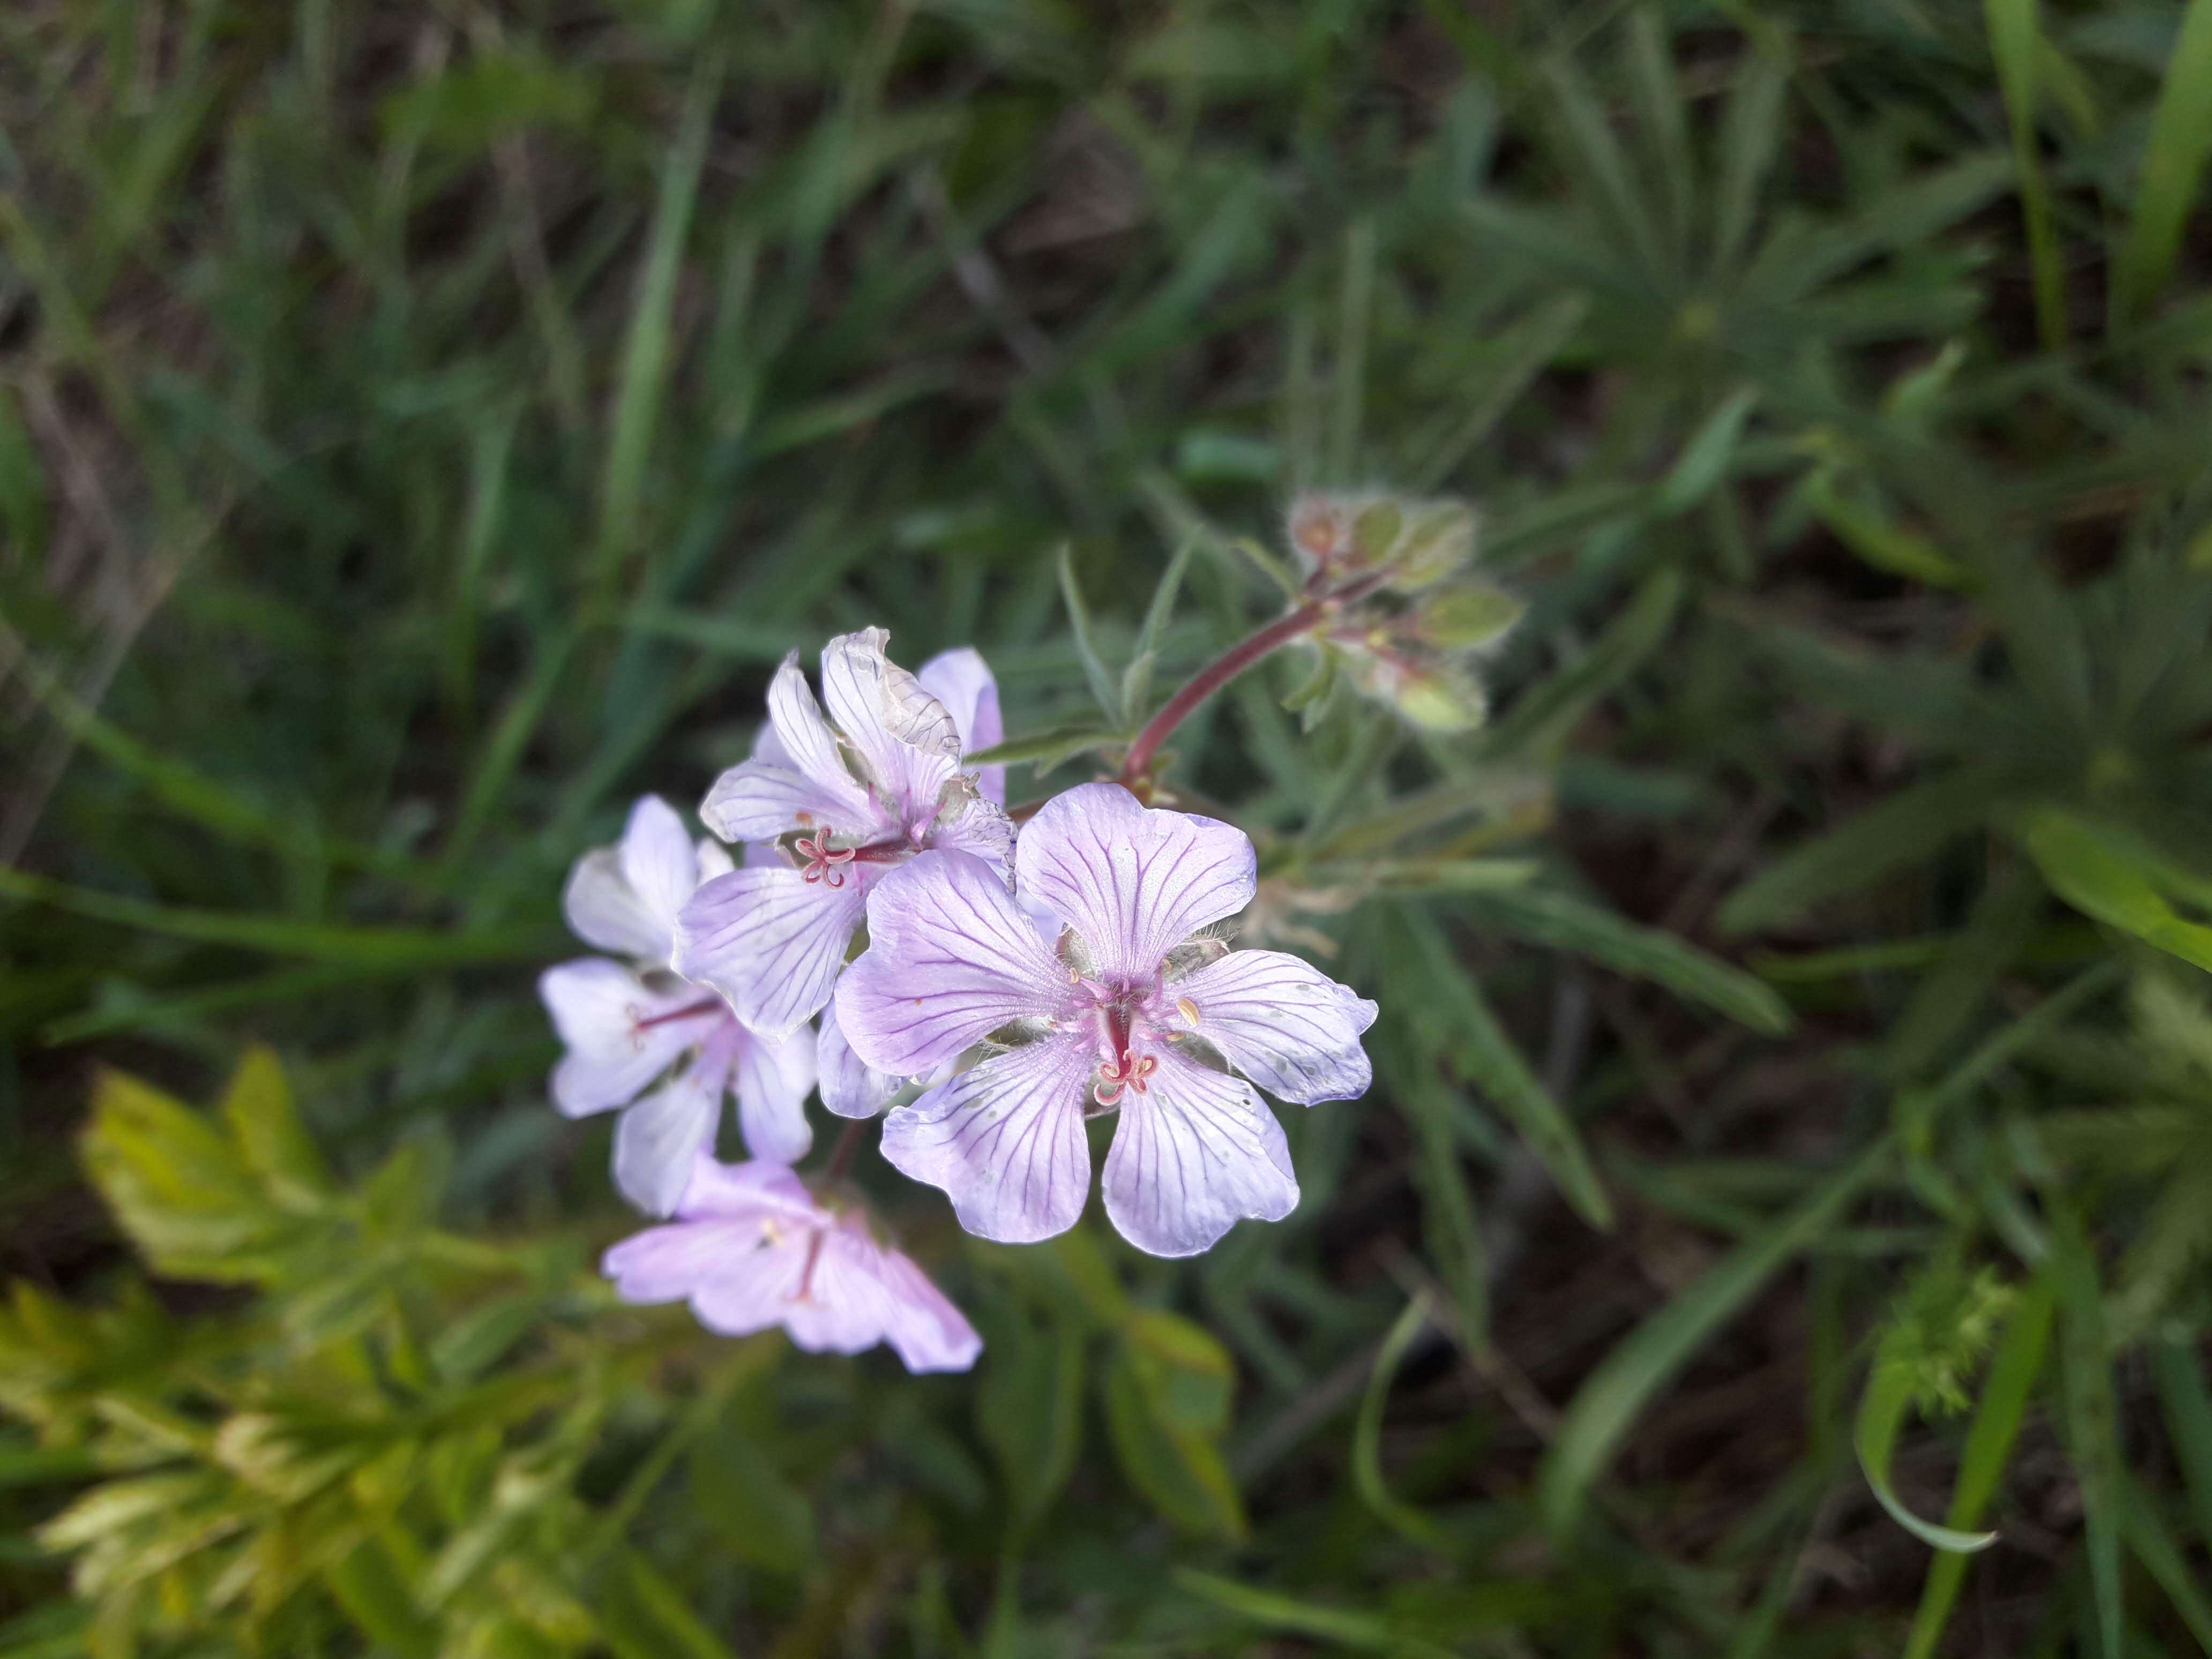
[1539,1137,1892,1533]
[2152,1329,2212,1547]
[1352,1297,1453,1553]
[2052,1207,2125,1659]
[1055,544,1127,728]
[1986,0,2066,349]
[2114,0,2212,319]
[1902,1275,2056,1659]
[1470,886,1792,1034]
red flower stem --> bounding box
[1117,570,1390,790]
[821,1117,868,1184]
[635,998,724,1029]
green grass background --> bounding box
[6,1,2212,1654]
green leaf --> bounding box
[1103,1312,1245,1540]
[218,1045,333,1208]
[1655,385,1758,516]
[324,1534,438,1659]
[1397,910,1611,1228]
[1902,1276,2056,1659]
[596,1551,737,1659]
[964,721,1123,772]
[1411,293,1588,491]
[2019,806,2212,972]
[1540,1137,1891,1533]
[2052,1209,2124,1659]
[1854,1364,2002,1553]
[2114,0,2212,318]
[1717,769,2001,933]
[1986,0,2066,349]
[2119,1475,2212,1656]
[1174,1568,1455,1659]
[1121,541,1195,723]
[2152,1329,2212,1548]
[1470,886,1793,1034]
[976,1300,1084,1534]
[1056,544,1127,728]
[1352,1297,1452,1553]
[592,49,722,598]
[1478,568,1681,761]
[79,1068,288,1282]
[690,1430,813,1575]
[1798,471,1978,591]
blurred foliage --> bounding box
[4,0,2212,1654]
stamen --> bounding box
[1175,996,1201,1026]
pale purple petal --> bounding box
[817,998,901,1120]
[929,796,1015,873]
[731,1020,817,1163]
[1017,783,1256,980]
[676,1155,818,1221]
[563,850,672,961]
[819,629,961,831]
[837,850,1073,1077]
[696,839,736,883]
[764,652,877,823]
[879,1036,1095,1244]
[918,646,1005,807]
[1101,1049,1298,1258]
[539,959,708,1117]
[618,795,700,941]
[612,1042,729,1216]
[861,1229,984,1372]
[699,758,870,846]
[675,865,869,1041]
[1170,950,1379,1104]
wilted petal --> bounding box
[819,629,960,831]
[731,1021,817,1163]
[929,795,1015,873]
[818,999,900,1120]
[563,850,671,962]
[1170,949,1378,1104]
[540,959,708,1117]
[1101,1049,1297,1258]
[613,1043,728,1217]
[879,1036,1094,1244]
[1017,783,1256,980]
[918,646,1005,806]
[675,865,868,1041]
[838,850,1072,1077]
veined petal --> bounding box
[838,850,1073,1077]
[539,959,706,1117]
[879,1036,1094,1244]
[697,839,736,883]
[613,1051,726,1217]
[1171,950,1378,1104]
[618,795,701,944]
[764,653,875,821]
[563,849,672,961]
[731,1020,817,1164]
[820,629,960,830]
[818,998,901,1120]
[699,759,869,845]
[1102,1049,1297,1258]
[675,865,868,1041]
[1018,782,1256,980]
[918,646,1005,807]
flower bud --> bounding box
[1341,641,1489,733]
[1413,584,1524,650]
[1387,502,1478,589]
[1350,500,1403,565]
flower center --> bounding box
[791,826,915,887]
[1093,1048,1157,1107]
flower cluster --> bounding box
[540,627,1378,1371]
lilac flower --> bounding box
[835,783,1379,1257]
[539,796,817,1217]
[603,1156,982,1373]
[675,631,1012,1045]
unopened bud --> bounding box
[1341,641,1489,733]
[1389,502,1478,588]
[1288,496,1346,571]
[1414,584,1523,649]
[1350,500,1403,565]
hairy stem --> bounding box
[1117,570,1388,791]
